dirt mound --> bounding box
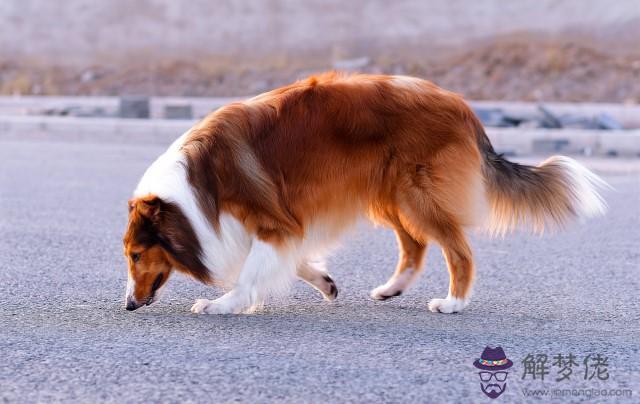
[416,41,640,103]
[2,40,639,102]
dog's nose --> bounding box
[125,297,140,311]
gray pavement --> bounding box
[0,138,638,403]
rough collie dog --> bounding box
[123,72,606,314]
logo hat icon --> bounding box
[474,346,514,371]
[474,346,513,399]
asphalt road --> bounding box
[1,138,638,403]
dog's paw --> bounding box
[191,299,214,314]
[428,296,467,314]
[370,269,418,301]
[370,283,402,301]
[321,274,338,301]
[190,298,236,315]
[191,295,251,314]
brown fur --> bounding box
[178,72,483,299]
[124,72,602,309]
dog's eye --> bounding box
[131,253,141,263]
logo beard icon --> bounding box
[481,382,506,399]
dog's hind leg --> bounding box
[370,224,427,300]
[297,260,338,301]
[392,170,476,313]
[396,200,475,313]
[425,220,474,314]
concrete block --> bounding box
[598,131,640,156]
[164,105,193,120]
[119,96,150,119]
[532,139,570,153]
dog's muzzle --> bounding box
[125,297,143,311]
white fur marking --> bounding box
[370,268,417,300]
[428,293,468,314]
[134,131,251,287]
[191,238,298,314]
[297,260,336,301]
[125,274,135,303]
[548,156,609,218]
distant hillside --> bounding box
[1,0,639,101]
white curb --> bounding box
[1,115,639,156]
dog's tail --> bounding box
[473,120,608,235]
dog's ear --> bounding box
[131,195,162,219]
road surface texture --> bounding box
[1,137,638,403]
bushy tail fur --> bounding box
[475,124,608,235]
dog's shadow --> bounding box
[122,297,513,342]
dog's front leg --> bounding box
[191,238,296,314]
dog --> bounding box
[122,72,607,314]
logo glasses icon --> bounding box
[478,371,509,382]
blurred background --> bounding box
[2,0,639,102]
[3,0,640,149]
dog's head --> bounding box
[122,195,212,311]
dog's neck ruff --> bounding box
[133,132,250,283]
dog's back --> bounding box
[184,72,485,240]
